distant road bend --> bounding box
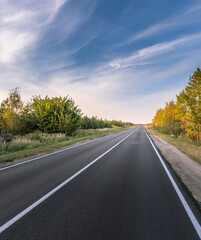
[0,126,201,239]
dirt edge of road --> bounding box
[147,130,201,209]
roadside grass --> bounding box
[147,127,201,165]
[0,128,131,164]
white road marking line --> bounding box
[0,128,134,171]
[144,129,201,239]
[0,129,137,234]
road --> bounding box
[0,126,200,239]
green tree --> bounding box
[110,120,124,127]
[0,87,23,134]
[15,102,37,135]
[91,116,99,129]
[31,95,81,136]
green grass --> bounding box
[147,127,201,165]
[0,128,131,164]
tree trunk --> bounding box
[11,120,13,134]
[197,124,200,142]
[199,124,201,142]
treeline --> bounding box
[81,116,112,129]
[80,116,133,129]
[152,68,201,142]
[0,88,133,136]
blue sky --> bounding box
[1,0,201,123]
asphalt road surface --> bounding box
[0,126,201,239]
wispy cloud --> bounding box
[30,34,201,121]
[56,0,99,41]
[0,0,67,63]
[0,0,98,65]
[115,2,201,48]
[109,32,201,70]
[0,0,100,100]
[0,30,36,63]
[1,1,201,123]
[1,38,200,123]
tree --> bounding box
[104,119,112,128]
[110,120,124,127]
[176,68,201,141]
[15,102,37,135]
[162,101,180,135]
[0,87,23,134]
[31,95,81,136]
[152,108,164,129]
[153,67,201,142]
[81,116,90,129]
[91,116,99,129]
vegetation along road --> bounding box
[0,126,201,239]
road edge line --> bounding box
[144,129,201,239]
[0,129,136,234]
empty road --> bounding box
[0,126,201,239]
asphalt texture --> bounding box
[0,126,200,239]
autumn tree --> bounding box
[153,67,201,142]
[152,108,164,129]
[176,68,201,141]
[162,101,181,135]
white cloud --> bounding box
[1,1,201,124]
[2,11,36,23]
[0,0,68,63]
[0,0,98,77]
[28,71,180,123]
[0,49,199,124]
[109,33,201,71]
[11,49,198,124]
[116,2,201,47]
[0,30,36,63]
[1,29,201,123]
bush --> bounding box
[32,95,81,136]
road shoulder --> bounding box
[147,130,201,209]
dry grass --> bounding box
[147,127,201,165]
[0,127,131,164]
[0,132,68,153]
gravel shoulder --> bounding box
[147,130,201,208]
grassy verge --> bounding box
[147,127,201,165]
[0,128,131,164]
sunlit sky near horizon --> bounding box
[1,0,201,123]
